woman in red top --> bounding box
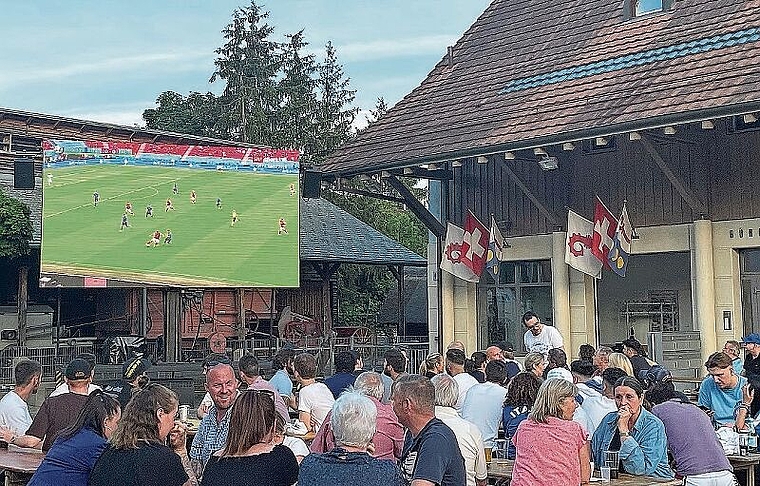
[511,378,591,486]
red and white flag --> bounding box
[440,211,491,282]
[592,196,619,269]
[565,209,602,279]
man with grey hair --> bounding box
[592,345,613,377]
[431,374,488,486]
[299,391,402,485]
[392,375,465,486]
[311,371,404,460]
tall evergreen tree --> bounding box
[314,41,358,164]
[274,30,318,157]
[210,1,280,144]
[364,96,389,127]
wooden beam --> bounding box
[331,186,406,204]
[386,175,446,238]
[496,157,561,227]
[391,167,452,180]
[639,134,708,216]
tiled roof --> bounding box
[299,198,426,266]
[324,0,760,175]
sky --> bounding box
[0,1,490,131]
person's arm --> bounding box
[299,411,315,432]
[618,420,671,477]
[411,481,435,486]
[473,431,488,486]
[169,422,197,486]
[579,441,592,485]
[0,426,41,449]
[736,384,754,430]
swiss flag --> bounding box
[591,197,618,269]
[461,211,490,277]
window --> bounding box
[478,260,552,353]
[631,0,674,17]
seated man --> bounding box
[49,352,100,397]
[299,391,402,486]
[698,351,747,425]
[324,351,357,399]
[0,360,41,436]
[461,360,508,448]
[237,353,289,422]
[0,358,92,450]
[294,353,335,432]
[311,371,404,461]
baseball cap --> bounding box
[742,333,760,345]
[497,341,515,352]
[123,356,151,381]
[639,365,672,387]
[65,358,93,380]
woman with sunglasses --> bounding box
[89,384,196,486]
[27,390,120,486]
[199,389,299,486]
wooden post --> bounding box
[164,290,182,362]
[17,267,28,346]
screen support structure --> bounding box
[164,290,182,362]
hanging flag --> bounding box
[485,216,506,280]
[441,223,480,282]
[462,210,491,277]
[591,196,619,269]
[608,202,634,276]
[565,210,602,278]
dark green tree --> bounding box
[274,30,318,156]
[142,91,225,138]
[364,96,388,127]
[210,1,281,144]
[313,41,358,163]
[0,190,33,258]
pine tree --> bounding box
[210,1,281,144]
[365,96,389,127]
[274,30,319,157]
[314,41,358,164]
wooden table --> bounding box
[486,461,681,485]
[0,447,43,486]
[728,453,760,486]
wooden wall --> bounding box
[447,117,760,235]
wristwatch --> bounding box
[620,432,630,439]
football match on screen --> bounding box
[39,140,300,288]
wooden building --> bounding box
[322,0,760,372]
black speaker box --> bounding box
[302,170,322,199]
[14,159,35,189]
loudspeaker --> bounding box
[302,170,322,199]
[14,159,35,189]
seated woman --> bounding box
[199,390,299,486]
[591,376,673,479]
[510,378,591,486]
[502,372,542,459]
[649,381,736,486]
[523,352,546,379]
[89,384,195,486]
[299,391,402,486]
[28,390,120,486]
[608,353,635,377]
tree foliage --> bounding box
[0,190,33,258]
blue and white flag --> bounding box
[485,216,505,280]
[608,202,634,276]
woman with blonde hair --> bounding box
[523,352,546,378]
[89,384,195,486]
[510,378,591,486]
[608,352,635,377]
[199,390,298,486]
[419,352,444,379]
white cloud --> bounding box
[334,34,458,62]
[56,102,153,127]
[0,50,212,88]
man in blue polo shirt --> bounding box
[698,351,746,425]
[392,374,465,486]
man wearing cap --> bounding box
[0,358,92,451]
[698,352,747,426]
[104,356,151,409]
[522,310,564,355]
[723,340,743,375]
[49,352,100,397]
[0,360,41,436]
[742,333,760,380]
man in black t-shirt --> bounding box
[392,375,465,486]
[742,333,760,380]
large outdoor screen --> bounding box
[40,140,300,288]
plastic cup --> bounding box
[484,447,492,463]
[600,466,611,482]
[493,439,508,464]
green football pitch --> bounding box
[41,165,299,287]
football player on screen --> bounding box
[190,190,197,205]
[164,229,172,245]
[278,217,288,235]
[119,213,130,232]
[165,198,175,212]
[93,191,100,207]
[146,230,161,248]
[231,210,239,227]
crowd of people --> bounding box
[3,311,760,485]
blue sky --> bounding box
[0,1,489,129]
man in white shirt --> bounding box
[461,360,508,447]
[446,348,478,411]
[294,353,335,432]
[0,359,41,435]
[522,310,564,354]
[431,374,488,486]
